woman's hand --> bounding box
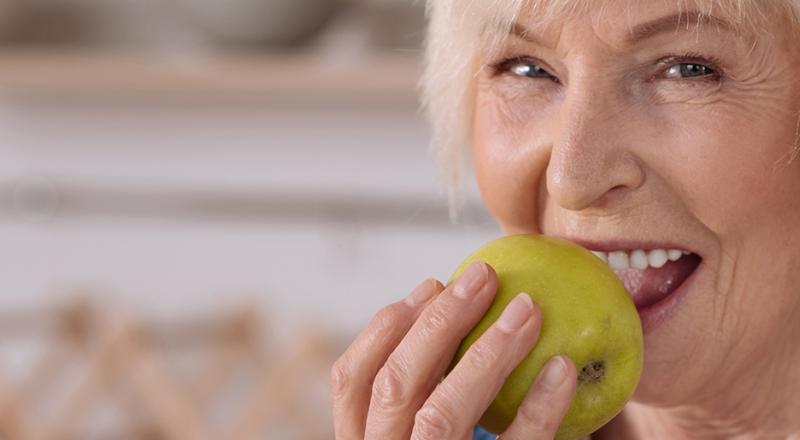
[330,261,578,439]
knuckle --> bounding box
[371,361,408,413]
[412,404,454,439]
[371,302,408,337]
[419,305,452,337]
[329,356,350,399]
[538,416,560,435]
[466,339,503,371]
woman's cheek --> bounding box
[472,87,552,231]
[665,106,799,235]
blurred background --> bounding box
[0,0,499,438]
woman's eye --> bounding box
[663,63,716,80]
[509,63,554,80]
[492,58,559,83]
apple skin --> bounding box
[446,235,643,440]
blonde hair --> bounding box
[421,0,800,221]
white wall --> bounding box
[0,98,500,339]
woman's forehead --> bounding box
[468,0,791,53]
[473,0,778,43]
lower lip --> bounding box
[636,261,702,333]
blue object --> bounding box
[473,425,497,440]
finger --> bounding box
[364,261,497,440]
[411,293,541,440]
[331,278,445,440]
[501,355,577,440]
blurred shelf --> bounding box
[0,182,493,227]
[0,47,422,105]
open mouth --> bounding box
[560,246,703,311]
[587,247,702,310]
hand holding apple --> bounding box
[329,234,641,439]
[446,234,644,439]
[331,255,582,439]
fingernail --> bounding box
[540,356,567,391]
[452,261,487,299]
[497,293,534,332]
[406,278,438,306]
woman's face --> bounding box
[472,1,800,405]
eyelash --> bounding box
[489,51,725,83]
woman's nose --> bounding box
[545,90,645,211]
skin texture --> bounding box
[471,1,800,438]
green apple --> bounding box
[446,234,642,440]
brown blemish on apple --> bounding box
[578,360,605,385]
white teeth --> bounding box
[648,249,668,268]
[591,250,608,263]
[630,249,648,270]
[667,249,683,261]
[595,248,691,270]
[608,251,629,269]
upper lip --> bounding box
[561,237,698,256]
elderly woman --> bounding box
[331,0,800,438]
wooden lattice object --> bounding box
[0,298,341,440]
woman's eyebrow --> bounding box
[626,11,734,45]
[510,10,734,47]
[510,22,551,47]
